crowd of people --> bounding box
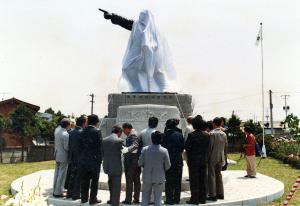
[52,114,257,206]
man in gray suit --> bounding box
[53,118,71,197]
[207,117,228,201]
[102,125,123,206]
[138,131,171,206]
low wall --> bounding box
[26,145,54,162]
[0,145,54,163]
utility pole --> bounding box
[89,94,95,115]
[269,90,274,135]
[281,94,290,120]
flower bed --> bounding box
[257,135,300,169]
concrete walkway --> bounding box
[11,168,283,206]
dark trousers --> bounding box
[188,160,207,203]
[64,162,72,189]
[124,155,141,202]
[208,162,223,198]
[80,167,100,203]
[66,163,81,199]
[165,166,183,204]
[108,175,122,206]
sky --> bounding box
[0,0,300,121]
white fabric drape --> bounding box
[119,10,177,92]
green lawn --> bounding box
[0,161,55,205]
[0,155,299,206]
[228,153,300,206]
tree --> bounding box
[10,105,39,161]
[35,116,56,160]
[0,115,6,134]
[227,114,243,139]
[35,116,56,142]
[225,113,244,153]
[244,119,263,135]
[284,114,300,140]
[44,107,56,115]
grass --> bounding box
[0,155,299,205]
[228,153,300,206]
[0,161,55,205]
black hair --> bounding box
[151,131,163,145]
[112,125,122,134]
[76,115,87,127]
[220,117,226,123]
[166,119,177,129]
[192,115,206,131]
[244,126,253,134]
[57,116,67,126]
[88,114,100,126]
[60,118,70,129]
[206,120,213,131]
[122,122,133,129]
[174,118,180,126]
[213,117,222,127]
[148,117,159,128]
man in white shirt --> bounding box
[139,117,159,147]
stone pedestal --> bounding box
[108,93,193,118]
[100,92,193,137]
[116,104,180,134]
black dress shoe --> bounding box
[186,200,198,205]
[217,195,224,200]
[107,200,112,204]
[122,200,132,205]
[206,196,217,201]
[249,175,256,178]
[244,175,249,178]
[89,199,102,205]
[133,200,140,204]
[53,194,66,198]
[164,201,174,205]
[72,196,80,200]
[199,200,206,204]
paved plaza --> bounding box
[11,164,284,206]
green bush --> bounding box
[256,134,300,169]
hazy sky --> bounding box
[1,0,300,121]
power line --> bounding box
[194,94,259,108]
[273,91,300,94]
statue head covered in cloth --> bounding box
[118,10,178,92]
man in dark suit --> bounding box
[78,114,102,205]
[103,125,123,206]
[162,119,184,205]
[121,122,143,204]
[185,115,210,204]
[66,115,87,200]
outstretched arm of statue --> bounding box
[104,13,134,31]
